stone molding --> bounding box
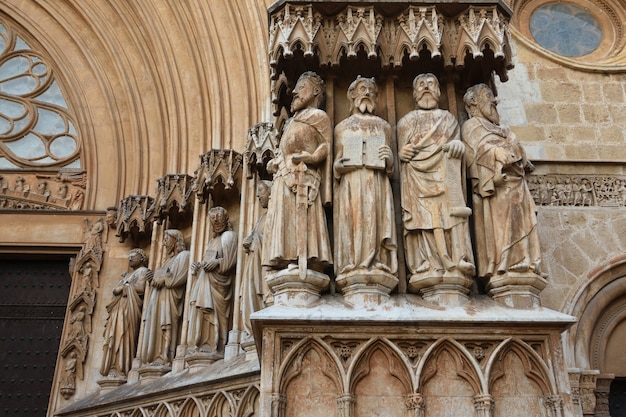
[528,174,626,207]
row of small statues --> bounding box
[99,72,544,379]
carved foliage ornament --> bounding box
[269,4,513,76]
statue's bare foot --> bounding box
[457,260,475,275]
[509,262,530,272]
[416,261,430,273]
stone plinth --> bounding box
[266,268,330,307]
[409,269,473,307]
[487,272,548,309]
[335,270,398,308]
[252,294,577,417]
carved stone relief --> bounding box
[528,174,626,207]
[59,217,105,399]
[0,170,86,210]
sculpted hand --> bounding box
[398,144,415,162]
[525,160,536,173]
[443,140,465,159]
[191,261,203,275]
[334,157,357,175]
[291,151,312,165]
[153,278,166,289]
[378,145,393,168]
[493,171,508,186]
[203,259,219,272]
[242,236,252,253]
[266,158,278,174]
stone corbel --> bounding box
[406,393,425,417]
[154,174,195,226]
[113,195,155,243]
[245,122,279,178]
[474,394,494,417]
[193,149,243,203]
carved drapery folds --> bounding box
[113,195,155,244]
[193,149,243,203]
[59,218,105,399]
[268,3,513,76]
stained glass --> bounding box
[0,21,81,169]
[530,3,602,57]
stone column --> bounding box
[580,371,599,417]
[337,394,354,417]
[406,393,425,417]
[594,374,614,417]
[474,394,494,417]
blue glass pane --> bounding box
[530,3,602,57]
[50,135,77,158]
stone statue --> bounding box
[333,76,397,294]
[240,181,271,339]
[187,206,237,357]
[100,248,152,377]
[263,71,333,279]
[139,229,190,366]
[397,74,474,302]
[462,83,543,285]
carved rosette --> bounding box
[154,174,194,224]
[268,3,512,73]
[113,195,155,243]
[245,122,279,178]
[193,149,243,203]
[59,218,105,399]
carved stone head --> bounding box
[413,73,440,110]
[257,180,272,209]
[463,83,500,125]
[291,71,324,112]
[347,76,378,115]
[163,229,186,253]
[209,206,232,235]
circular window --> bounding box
[530,3,602,57]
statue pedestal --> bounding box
[487,272,548,309]
[136,364,171,381]
[335,269,398,308]
[408,270,473,307]
[266,268,330,307]
[185,351,222,369]
[96,376,127,393]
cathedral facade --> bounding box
[0,1,625,416]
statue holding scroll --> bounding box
[397,74,474,298]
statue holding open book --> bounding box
[333,76,398,304]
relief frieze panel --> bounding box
[528,174,626,207]
[0,170,86,210]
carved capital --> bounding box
[406,393,425,417]
[474,394,494,417]
[544,394,564,417]
[337,394,355,417]
[114,195,155,243]
[270,393,287,417]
